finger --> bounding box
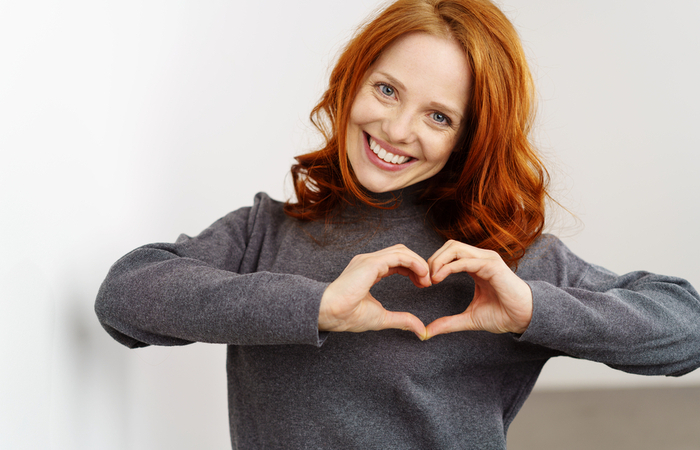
[384,266,431,288]
[393,246,431,281]
[374,247,431,287]
[428,241,492,282]
[407,270,429,289]
[350,254,429,289]
[376,310,427,339]
[388,269,428,289]
[424,312,480,339]
[432,255,497,284]
[426,239,458,268]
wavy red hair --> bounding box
[284,0,549,267]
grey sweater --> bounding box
[95,189,700,449]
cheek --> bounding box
[349,93,379,127]
[425,135,457,167]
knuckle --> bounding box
[484,249,500,259]
[350,254,364,263]
[392,243,408,251]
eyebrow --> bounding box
[429,101,463,123]
[375,71,464,122]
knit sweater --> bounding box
[95,189,700,449]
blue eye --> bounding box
[432,112,448,124]
[379,84,395,97]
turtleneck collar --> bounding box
[340,180,430,221]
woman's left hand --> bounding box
[425,240,533,339]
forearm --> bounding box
[96,245,328,347]
[520,274,700,376]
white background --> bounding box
[1,0,698,448]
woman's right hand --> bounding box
[318,244,431,339]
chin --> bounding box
[356,175,414,193]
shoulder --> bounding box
[170,192,294,269]
[217,192,287,231]
[246,192,289,231]
[177,192,289,247]
[249,192,286,220]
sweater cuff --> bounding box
[517,280,574,347]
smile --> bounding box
[368,136,411,165]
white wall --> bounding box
[1,1,698,448]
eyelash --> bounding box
[373,82,453,128]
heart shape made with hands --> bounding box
[318,240,534,340]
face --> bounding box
[346,32,471,193]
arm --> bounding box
[519,236,700,376]
[95,193,327,348]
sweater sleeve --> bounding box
[95,193,328,348]
[518,235,700,377]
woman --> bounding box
[95,0,700,448]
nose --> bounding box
[381,108,417,144]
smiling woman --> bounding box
[94,0,700,449]
[345,33,469,193]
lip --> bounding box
[362,132,415,172]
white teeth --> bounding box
[368,137,410,165]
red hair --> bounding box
[284,0,549,267]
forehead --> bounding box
[370,32,471,114]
